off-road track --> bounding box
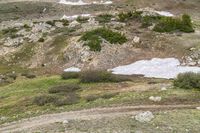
[0,104,199,133]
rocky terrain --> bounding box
[1,0,200,133]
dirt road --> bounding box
[0,104,198,133]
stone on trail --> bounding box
[134,111,154,123]
[149,96,162,102]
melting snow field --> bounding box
[64,67,81,72]
[61,14,91,20]
[59,0,112,5]
[155,11,174,17]
[110,58,200,79]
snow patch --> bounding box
[64,67,81,72]
[59,0,88,5]
[61,14,91,20]
[59,0,112,5]
[155,11,174,17]
[110,58,200,79]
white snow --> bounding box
[110,58,200,79]
[59,0,112,5]
[155,11,174,17]
[64,67,81,72]
[59,0,88,5]
[61,14,91,20]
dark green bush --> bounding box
[141,16,161,28]
[95,14,113,23]
[59,19,69,26]
[174,72,200,89]
[61,72,79,80]
[80,28,127,51]
[85,95,100,102]
[38,38,45,42]
[46,21,55,26]
[49,84,81,94]
[118,11,142,22]
[101,92,118,99]
[76,16,89,23]
[80,70,127,83]
[153,14,194,33]
[33,95,57,106]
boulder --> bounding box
[149,96,162,102]
[134,111,154,123]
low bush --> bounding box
[153,14,194,33]
[80,28,127,51]
[46,21,55,26]
[61,72,80,80]
[33,95,57,106]
[76,16,89,23]
[80,70,127,83]
[21,73,36,79]
[174,72,200,89]
[38,37,45,42]
[53,93,80,106]
[95,14,113,23]
[85,92,118,102]
[118,11,142,22]
[49,84,81,94]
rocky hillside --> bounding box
[0,0,200,74]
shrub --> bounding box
[53,93,80,106]
[21,73,36,79]
[80,70,127,83]
[174,72,200,89]
[2,28,18,35]
[33,95,57,106]
[46,21,55,26]
[118,11,142,22]
[38,37,45,42]
[61,72,79,79]
[49,84,81,94]
[85,95,100,102]
[76,16,89,23]
[85,93,118,102]
[7,73,17,80]
[141,16,161,28]
[95,14,113,23]
[59,19,69,26]
[80,28,127,51]
[153,14,194,33]
[23,24,30,29]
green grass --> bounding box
[0,75,200,124]
[80,28,127,51]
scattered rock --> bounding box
[196,107,200,110]
[149,96,162,102]
[161,87,167,91]
[69,20,80,28]
[0,116,8,121]
[3,37,24,47]
[62,120,69,124]
[55,22,64,28]
[134,111,154,123]
[133,36,140,43]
